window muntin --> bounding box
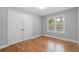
[48,18,56,31]
[47,16,65,33]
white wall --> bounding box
[32,15,42,36]
[8,8,42,37]
[42,8,78,42]
[0,8,7,47]
[78,7,79,42]
[0,7,42,48]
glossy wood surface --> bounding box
[0,36,79,52]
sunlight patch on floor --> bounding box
[47,40,64,52]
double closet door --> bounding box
[7,9,32,45]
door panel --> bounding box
[23,14,32,40]
[8,10,23,45]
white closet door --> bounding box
[23,14,32,40]
[8,10,23,45]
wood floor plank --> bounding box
[0,36,79,52]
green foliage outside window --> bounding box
[48,18,55,25]
[56,17,64,24]
[48,17,64,33]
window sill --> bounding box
[47,31,64,34]
[57,32,64,34]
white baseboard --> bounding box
[43,35,78,44]
[31,35,42,39]
[23,35,42,41]
[0,35,42,49]
[0,45,7,49]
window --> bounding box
[48,18,55,32]
[47,16,65,33]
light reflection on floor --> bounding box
[47,40,64,52]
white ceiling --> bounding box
[20,7,73,16]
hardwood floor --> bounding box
[0,36,79,52]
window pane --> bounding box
[56,17,64,32]
[48,18,55,31]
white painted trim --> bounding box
[47,15,65,34]
[0,45,7,49]
[7,40,23,47]
[47,17,56,33]
[43,35,78,43]
[0,35,42,49]
[30,35,42,39]
[7,35,42,47]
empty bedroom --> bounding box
[0,7,79,52]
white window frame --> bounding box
[47,17,56,33]
[47,15,65,34]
